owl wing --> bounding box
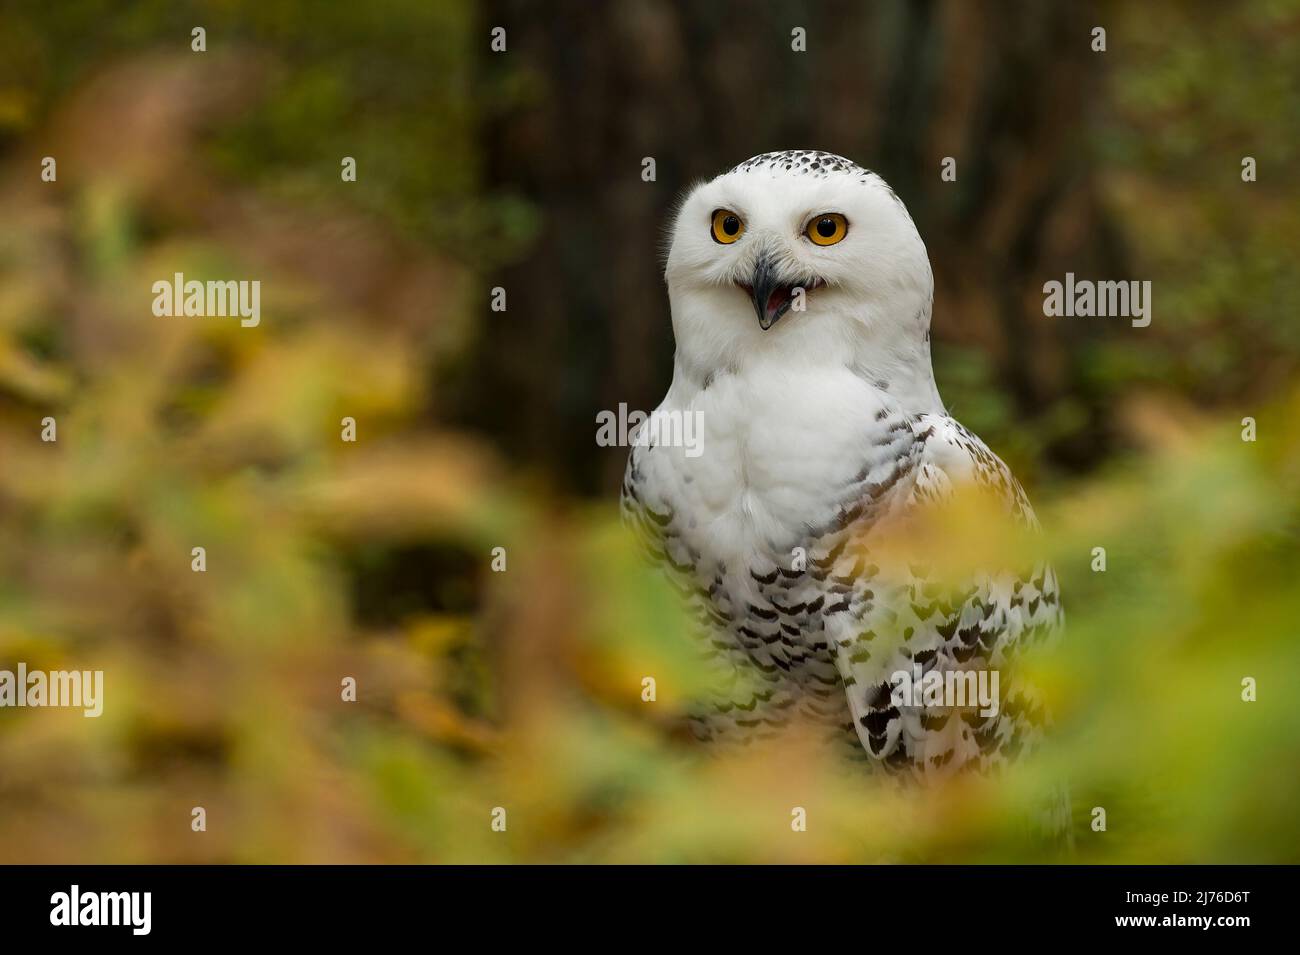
[825,413,1063,777]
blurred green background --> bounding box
[0,0,1297,862]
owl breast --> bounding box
[623,363,930,744]
[663,365,911,563]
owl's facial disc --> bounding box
[738,254,826,330]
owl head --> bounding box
[663,151,935,389]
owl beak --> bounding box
[743,255,812,330]
[748,254,816,332]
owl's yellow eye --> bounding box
[711,209,744,244]
[806,213,848,246]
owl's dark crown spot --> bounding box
[726,149,874,182]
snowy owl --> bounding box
[621,150,1062,779]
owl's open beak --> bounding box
[744,256,788,330]
[740,256,822,330]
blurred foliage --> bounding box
[0,1,1298,863]
[1095,0,1300,404]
